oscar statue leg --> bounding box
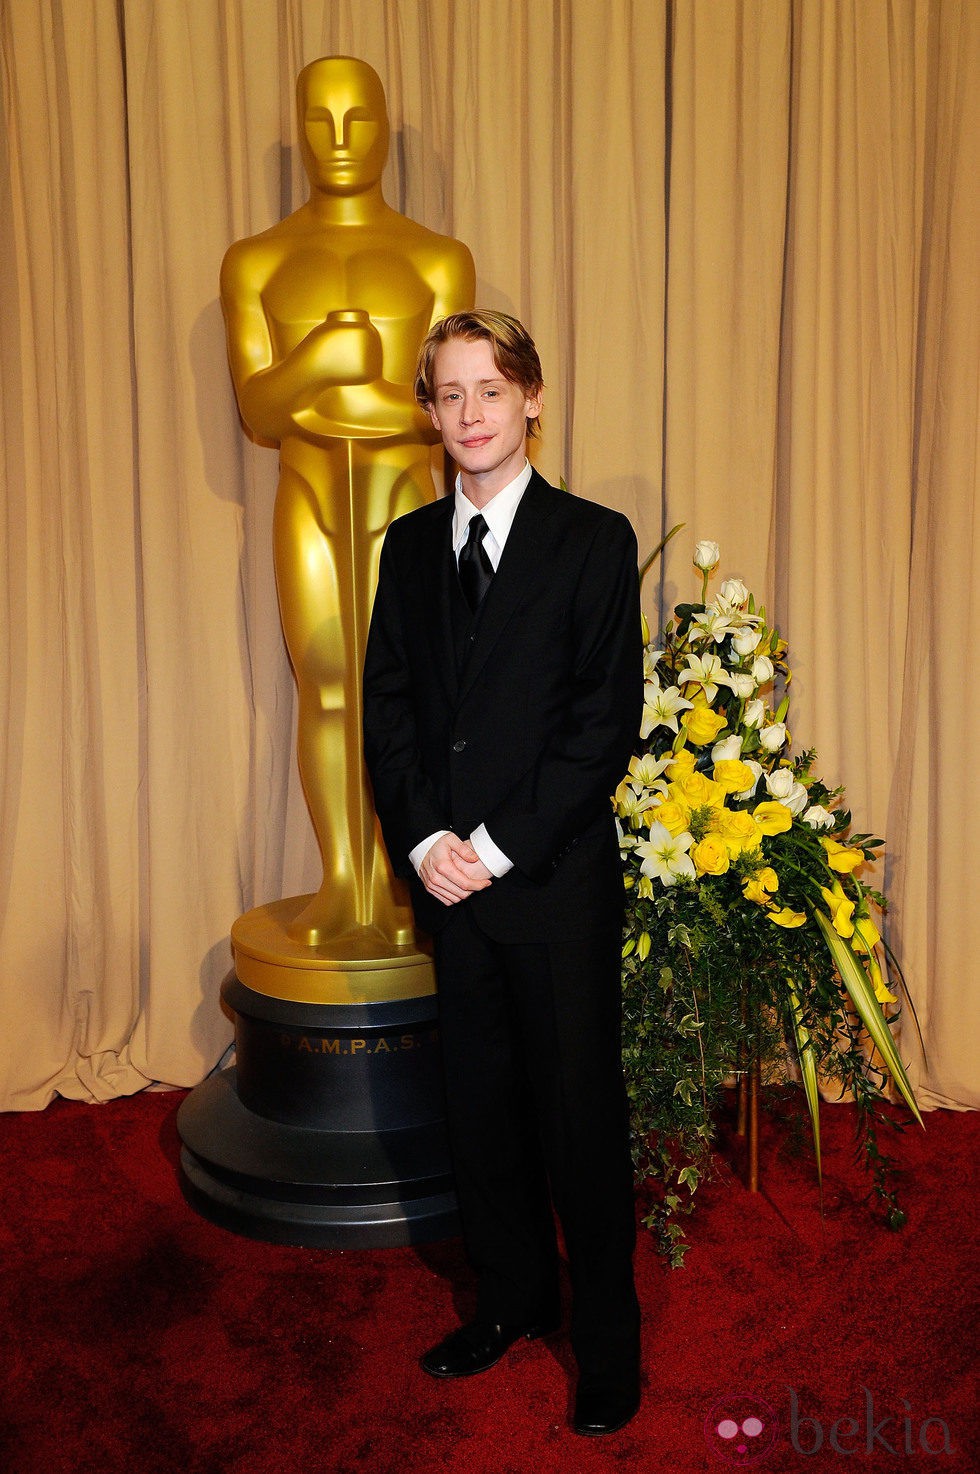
[276,443,423,950]
[273,460,357,946]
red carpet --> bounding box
[1,1091,976,1473]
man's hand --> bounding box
[419,833,493,906]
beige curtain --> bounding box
[1,0,976,1111]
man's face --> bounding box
[298,59,389,195]
[427,337,542,502]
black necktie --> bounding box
[458,514,494,612]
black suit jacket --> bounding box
[362,470,642,942]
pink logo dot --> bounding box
[705,1395,778,1465]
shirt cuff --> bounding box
[409,831,449,874]
[469,824,513,878]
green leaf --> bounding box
[786,981,822,1184]
[814,911,923,1127]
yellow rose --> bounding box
[753,800,793,836]
[821,837,864,874]
[647,799,691,837]
[767,905,807,928]
[691,835,730,876]
[682,705,728,747]
[711,809,763,856]
[669,771,727,812]
[712,759,756,795]
[742,866,779,905]
[667,749,697,781]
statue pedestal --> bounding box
[177,896,459,1248]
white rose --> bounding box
[752,654,775,684]
[766,767,808,814]
[741,759,764,797]
[693,540,721,572]
[732,627,763,657]
[712,734,743,762]
[726,672,757,699]
[743,699,766,728]
[758,721,787,752]
[803,804,835,830]
[720,577,749,607]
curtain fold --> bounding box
[1,0,976,1111]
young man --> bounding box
[362,311,643,1436]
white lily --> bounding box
[635,823,696,886]
[640,684,693,738]
[613,780,647,823]
[643,647,665,680]
[690,606,734,644]
[677,652,724,704]
[628,752,673,789]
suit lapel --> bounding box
[456,472,559,704]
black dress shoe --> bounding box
[420,1315,560,1379]
[572,1381,641,1436]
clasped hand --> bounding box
[419,833,492,906]
[305,309,383,388]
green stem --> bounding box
[639,523,685,591]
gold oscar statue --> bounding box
[221,56,475,1003]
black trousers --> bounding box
[434,903,640,1383]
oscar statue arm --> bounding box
[291,237,477,441]
[219,239,391,443]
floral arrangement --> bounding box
[618,537,921,1264]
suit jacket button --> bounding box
[452,739,467,752]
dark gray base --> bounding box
[177,1068,459,1248]
[176,973,460,1249]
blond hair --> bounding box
[415,310,544,438]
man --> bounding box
[362,310,643,1436]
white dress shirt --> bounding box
[408,460,534,879]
